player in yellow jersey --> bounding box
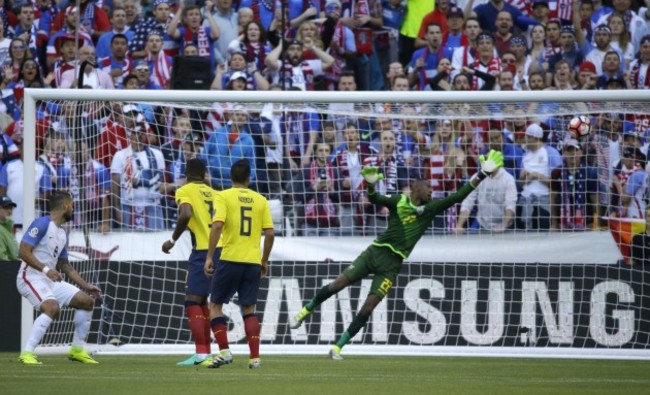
[161,159,220,366]
[204,159,274,369]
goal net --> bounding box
[20,89,650,359]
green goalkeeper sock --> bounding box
[306,285,335,311]
[335,314,369,349]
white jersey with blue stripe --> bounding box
[18,216,68,276]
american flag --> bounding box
[507,0,573,21]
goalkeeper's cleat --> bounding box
[329,345,343,361]
[290,306,311,329]
[248,358,261,369]
[18,351,42,365]
[67,346,99,364]
[207,351,233,369]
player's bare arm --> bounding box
[261,228,275,278]
[162,203,193,253]
[19,242,63,282]
[57,259,102,299]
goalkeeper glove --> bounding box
[360,166,384,186]
[477,149,504,180]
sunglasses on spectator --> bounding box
[23,63,38,69]
[135,67,149,72]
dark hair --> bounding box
[110,6,126,18]
[230,159,251,184]
[242,20,267,44]
[185,158,207,180]
[111,33,129,46]
[123,74,139,87]
[50,191,72,211]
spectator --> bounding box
[451,17,482,74]
[98,34,132,89]
[283,96,321,169]
[547,26,584,77]
[456,164,517,234]
[547,59,574,90]
[360,129,409,232]
[144,32,173,89]
[129,0,176,59]
[168,0,220,69]
[301,141,340,236]
[76,140,112,233]
[607,14,634,68]
[0,195,17,260]
[205,0,238,65]
[227,20,271,74]
[123,0,139,27]
[0,129,20,171]
[331,122,374,234]
[518,123,562,230]
[52,34,81,88]
[239,0,276,31]
[527,70,547,90]
[550,139,598,230]
[398,0,434,66]
[38,131,73,191]
[594,51,623,90]
[470,33,501,90]
[200,105,256,189]
[320,2,356,90]
[295,20,325,61]
[471,0,532,33]
[7,39,28,82]
[593,0,648,53]
[375,0,404,78]
[95,104,137,168]
[416,0,450,48]
[484,128,523,180]
[96,7,135,59]
[212,51,268,90]
[51,0,111,42]
[527,24,547,74]
[544,19,562,60]
[8,58,51,116]
[265,39,334,90]
[46,6,94,70]
[259,86,284,197]
[629,35,650,90]
[0,147,52,227]
[619,147,646,219]
[110,121,165,231]
[508,36,530,81]
[60,46,114,89]
[493,10,514,56]
[576,60,598,90]
[0,18,11,67]
[14,4,39,58]
[132,59,163,90]
[585,25,618,75]
[407,23,444,91]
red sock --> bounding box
[201,305,211,353]
[186,305,211,354]
[243,314,260,359]
[211,317,229,351]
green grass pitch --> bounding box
[1,353,649,395]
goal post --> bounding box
[21,88,650,360]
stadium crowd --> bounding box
[0,0,648,237]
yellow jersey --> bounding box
[215,187,274,265]
[175,182,222,250]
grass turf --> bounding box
[1,353,649,395]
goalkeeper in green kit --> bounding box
[290,150,504,360]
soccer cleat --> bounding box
[67,346,99,364]
[18,351,42,365]
[290,307,312,329]
[176,354,213,366]
[329,345,343,361]
[248,358,261,369]
[207,351,233,368]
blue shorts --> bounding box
[185,248,221,297]
[210,260,261,307]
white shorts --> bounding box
[16,271,81,309]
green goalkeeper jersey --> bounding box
[368,183,475,259]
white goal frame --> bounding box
[22,88,650,360]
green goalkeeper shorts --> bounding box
[343,245,403,298]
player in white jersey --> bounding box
[15,191,101,365]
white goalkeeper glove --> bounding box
[477,149,504,180]
[360,166,384,186]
